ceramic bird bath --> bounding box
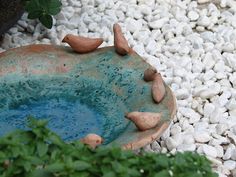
[0,44,176,150]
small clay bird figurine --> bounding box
[113,23,131,55]
[152,73,166,103]
[144,67,157,82]
[62,34,103,54]
[80,133,104,149]
[125,112,162,131]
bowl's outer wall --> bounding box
[0,45,177,149]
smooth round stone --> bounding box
[204,103,215,117]
[202,144,218,158]
[224,160,236,170]
[183,134,195,144]
[194,131,211,143]
[215,145,224,158]
[177,144,196,151]
[126,18,142,33]
[165,137,178,151]
[151,141,161,152]
[149,17,169,29]
[170,125,182,135]
[223,144,236,160]
[175,88,189,100]
[216,124,228,135]
[197,16,211,27]
[197,0,211,3]
[187,11,199,21]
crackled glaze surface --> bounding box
[0,44,176,148]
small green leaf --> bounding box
[183,173,202,177]
[29,169,53,177]
[32,128,43,138]
[38,0,62,15]
[48,0,62,15]
[11,146,22,157]
[25,0,41,12]
[112,161,126,173]
[154,170,171,177]
[127,169,141,176]
[38,0,48,13]
[73,161,91,171]
[37,119,49,127]
[102,171,116,177]
[28,11,43,19]
[72,171,90,177]
[37,141,48,157]
[28,116,48,128]
[45,163,65,173]
[27,156,44,165]
[48,133,63,146]
[23,162,32,172]
[48,6,61,15]
[39,14,53,29]
[48,0,62,8]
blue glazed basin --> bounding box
[0,45,176,149]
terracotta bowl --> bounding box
[0,44,176,150]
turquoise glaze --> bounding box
[0,98,103,141]
[0,45,176,147]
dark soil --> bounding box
[0,0,24,36]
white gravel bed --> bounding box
[1,0,236,176]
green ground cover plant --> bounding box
[23,0,62,28]
[0,117,218,177]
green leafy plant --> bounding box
[0,117,218,177]
[23,0,62,29]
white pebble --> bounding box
[175,88,189,100]
[165,137,178,151]
[197,16,211,27]
[139,4,152,15]
[151,141,161,152]
[177,144,196,152]
[17,20,28,28]
[223,144,236,160]
[216,124,228,135]
[224,160,236,170]
[227,98,236,110]
[187,11,199,21]
[170,125,182,135]
[194,131,211,143]
[183,134,195,144]
[215,145,224,158]
[149,17,169,29]
[145,39,158,55]
[204,103,215,117]
[179,107,201,124]
[126,19,142,33]
[203,70,215,81]
[8,27,18,34]
[202,144,218,158]
[197,0,211,3]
